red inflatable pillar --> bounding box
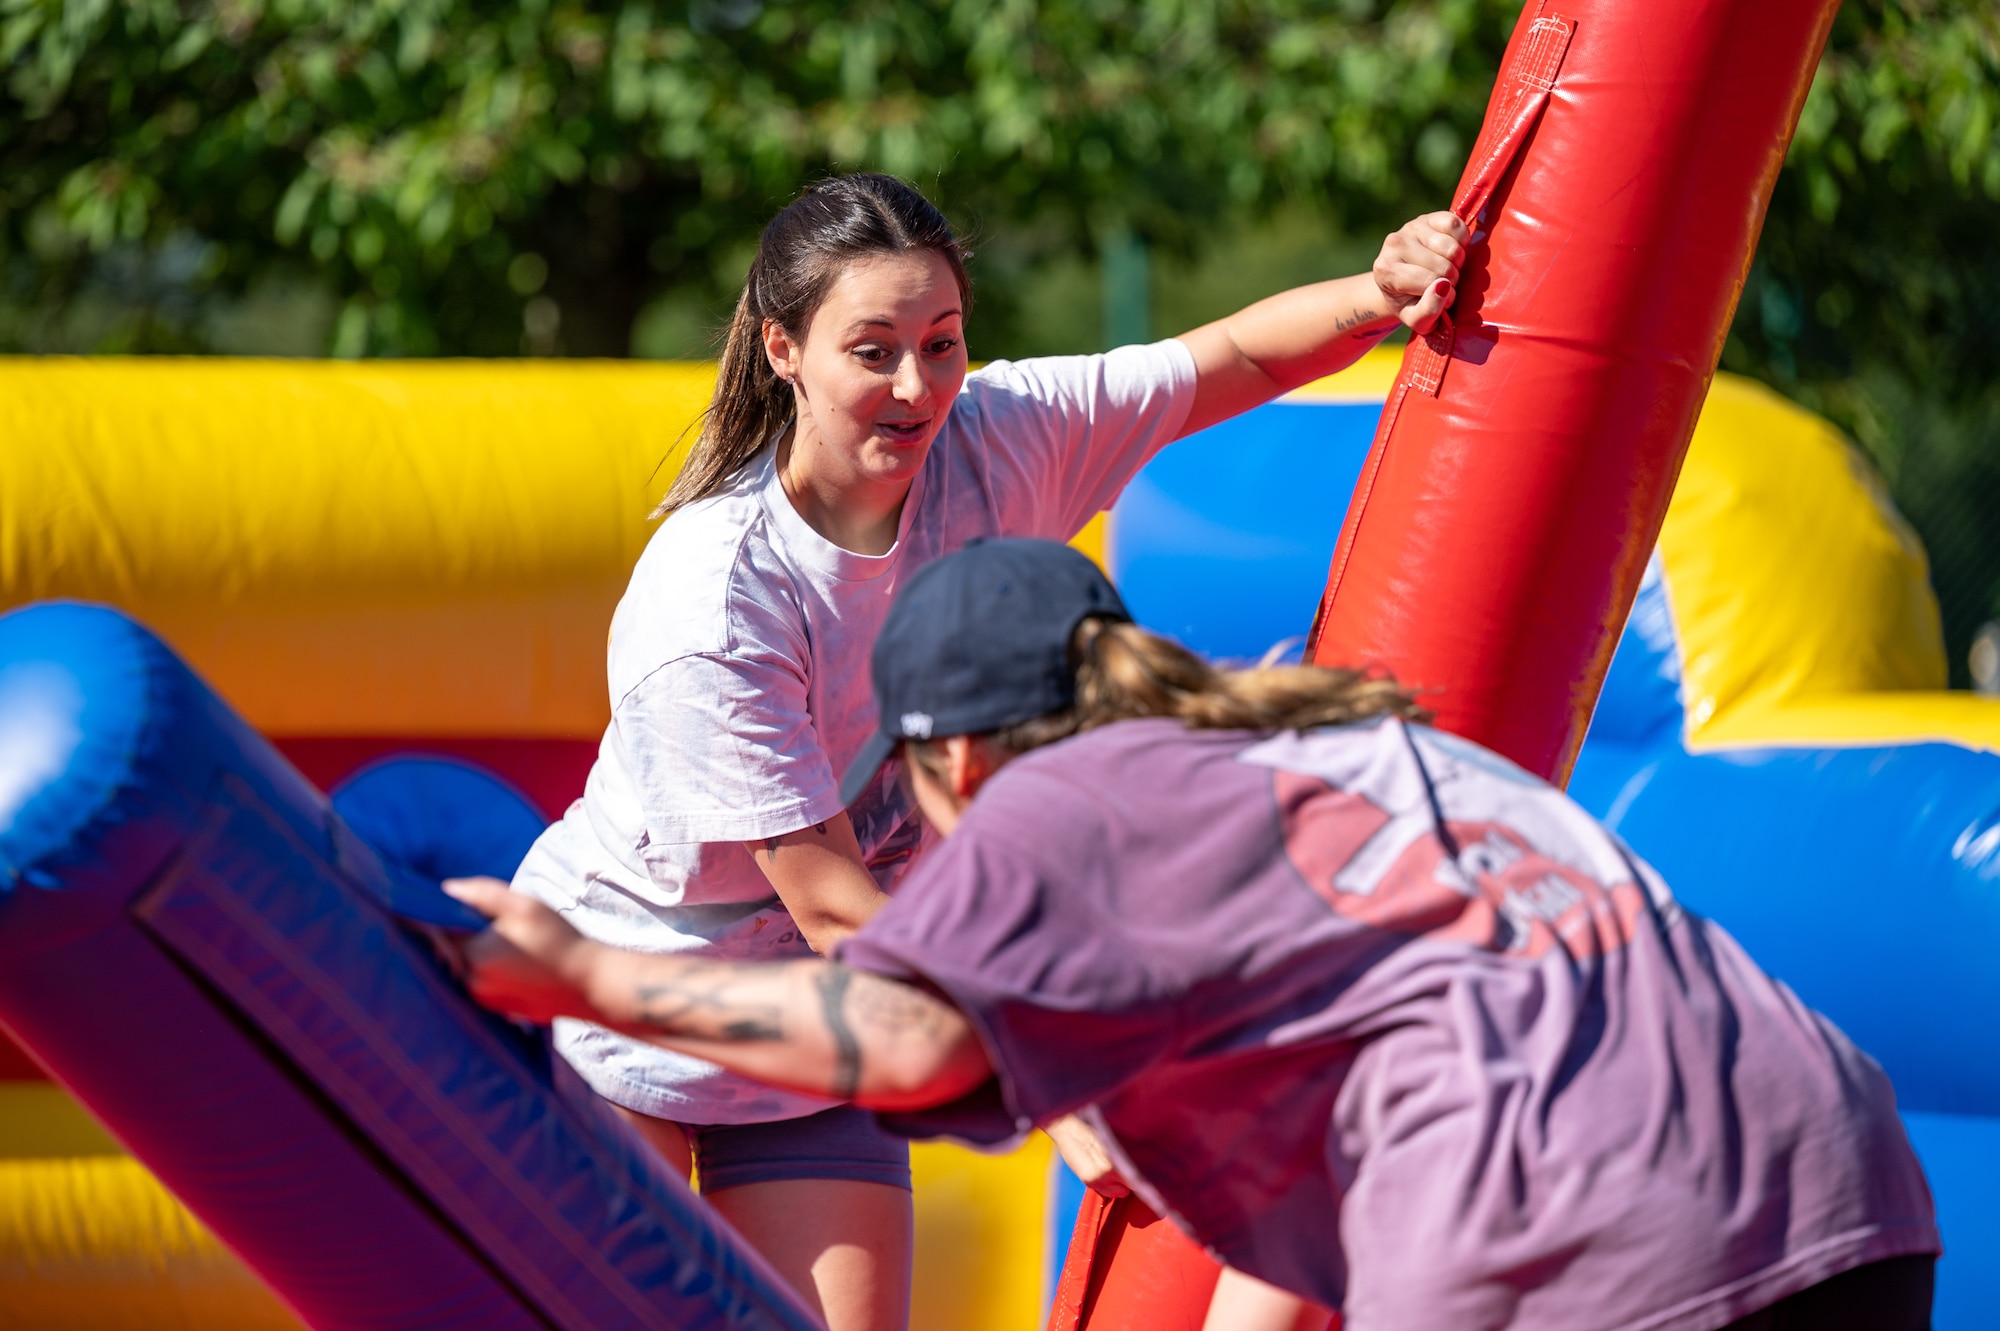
[1055,2,1839,1326]
[1307,0,1840,783]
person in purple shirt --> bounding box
[449,538,1939,1331]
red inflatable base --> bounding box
[1047,1193,1222,1331]
[1047,1193,1340,1331]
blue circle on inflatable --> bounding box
[331,756,549,932]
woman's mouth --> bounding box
[877,419,929,444]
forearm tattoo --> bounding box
[633,963,784,1041]
[816,966,863,1098]
[631,957,953,1102]
[849,974,952,1043]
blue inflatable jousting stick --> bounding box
[0,601,824,1331]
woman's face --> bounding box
[907,751,966,837]
[767,250,968,490]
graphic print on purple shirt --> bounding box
[842,718,1937,1331]
[1276,769,1655,960]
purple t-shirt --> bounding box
[840,718,1938,1331]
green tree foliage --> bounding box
[0,0,1512,355]
[3,0,1997,670]
[1727,0,2000,681]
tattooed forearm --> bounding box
[633,964,784,1041]
[816,966,863,1098]
[615,958,982,1105]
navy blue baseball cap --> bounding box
[837,538,1129,806]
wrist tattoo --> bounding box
[817,966,863,1098]
[1331,305,1376,335]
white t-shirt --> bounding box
[513,340,1198,1123]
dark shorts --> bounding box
[1720,1255,1935,1331]
[685,1104,911,1194]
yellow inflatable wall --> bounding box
[0,357,1056,1331]
[1657,374,2000,750]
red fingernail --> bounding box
[1435,281,1450,296]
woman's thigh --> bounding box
[610,1101,693,1178]
[1719,1255,1934,1331]
[710,1178,914,1331]
[692,1105,914,1330]
[610,1102,914,1331]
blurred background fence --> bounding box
[3,0,1995,683]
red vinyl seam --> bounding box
[1414,9,1574,400]
[1406,315,1455,397]
[1044,1191,1118,1331]
[1305,10,1573,658]
[1306,378,1413,654]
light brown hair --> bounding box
[912,617,1427,776]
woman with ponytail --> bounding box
[486,173,1468,1326]
[455,539,1937,1331]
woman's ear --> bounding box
[762,319,800,384]
[945,736,1006,800]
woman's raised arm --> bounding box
[445,877,992,1112]
[1174,211,1470,437]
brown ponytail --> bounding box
[911,618,1428,778]
[653,174,972,518]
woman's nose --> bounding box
[892,352,929,403]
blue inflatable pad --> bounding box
[0,602,822,1331]
[330,755,550,933]
[1572,734,2000,1116]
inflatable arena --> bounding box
[4,0,1997,1327]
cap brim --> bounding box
[837,730,900,809]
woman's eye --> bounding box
[926,338,960,357]
[853,346,890,364]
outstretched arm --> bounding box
[444,877,992,1112]
[1174,211,1470,437]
